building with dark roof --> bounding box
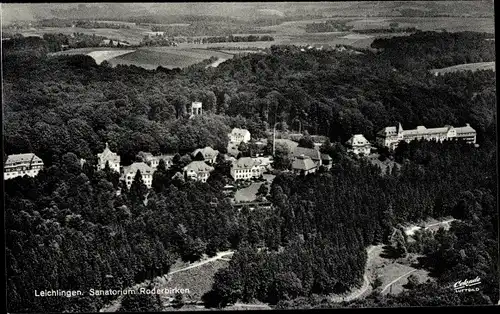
[4,153,44,180]
[292,146,332,170]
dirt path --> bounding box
[380,269,417,294]
[100,251,234,312]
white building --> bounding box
[346,134,372,156]
[138,152,174,170]
[192,147,219,164]
[4,153,44,180]
[97,142,120,173]
[377,123,477,150]
[183,161,214,182]
[122,162,154,189]
[230,157,264,181]
[228,128,251,144]
[190,101,203,117]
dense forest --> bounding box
[3,30,497,312]
[204,140,498,307]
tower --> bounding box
[397,122,404,141]
[190,101,203,116]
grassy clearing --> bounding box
[431,61,495,75]
[107,47,234,70]
[234,182,264,203]
[161,259,230,303]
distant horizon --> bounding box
[2,1,494,25]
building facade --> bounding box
[183,161,214,182]
[190,101,203,117]
[122,162,154,189]
[138,152,174,170]
[346,134,372,155]
[4,153,44,180]
[292,146,332,170]
[97,142,121,173]
[228,128,251,144]
[377,123,477,150]
[230,157,264,181]
[292,155,317,176]
[192,147,219,164]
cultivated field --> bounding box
[107,47,234,70]
[431,61,496,75]
[49,48,136,64]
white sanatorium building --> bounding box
[4,153,44,180]
[122,162,154,189]
[183,161,214,182]
[97,142,121,173]
[228,128,251,144]
[230,157,265,181]
[346,134,372,155]
[377,123,477,150]
[138,152,175,170]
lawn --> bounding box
[431,61,495,75]
[234,182,264,202]
[107,47,234,70]
[159,259,231,304]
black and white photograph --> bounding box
[2,1,498,312]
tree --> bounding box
[298,135,315,148]
[257,183,269,197]
[405,274,419,289]
[193,151,205,161]
[172,292,185,309]
[129,170,147,204]
[119,286,162,312]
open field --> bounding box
[162,259,230,303]
[234,182,264,203]
[107,47,234,70]
[431,61,496,75]
[49,48,136,64]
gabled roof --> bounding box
[232,157,258,169]
[346,134,371,147]
[293,146,321,161]
[184,161,214,173]
[5,153,43,166]
[98,142,120,162]
[192,147,219,159]
[123,162,154,176]
[377,126,398,137]
[292,155,316,171]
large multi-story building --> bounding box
[377,123,477,150]
[192,147,219,164]
[183,161,214,182]
[97,142,121,173]
[122,162,154,189]
[228,128,251,144]
[138,152,175,170]
[346,134,372,156]
[230,157,264,181]
[4,153,44,180]
[292,146,332,170]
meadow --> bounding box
[107,47,234,70]
[431,61,496,75]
